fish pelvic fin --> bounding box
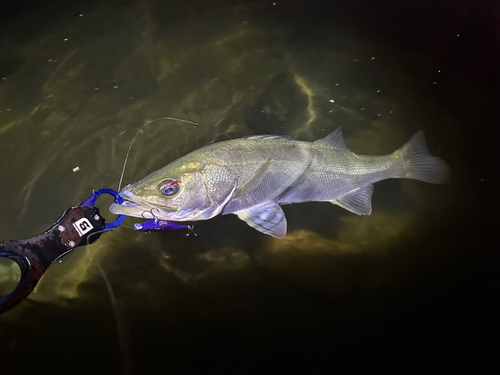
[235,201,287,238]
[331,185,374,215]
[396,131,450,184]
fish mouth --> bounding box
[109,190,180,219]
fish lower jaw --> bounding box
[109,201,182,220]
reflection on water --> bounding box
[0,0,495,373]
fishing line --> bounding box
[94,257,133,375]
[118,117,198,191]
[85,229,108,247]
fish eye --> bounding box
[159,179,181,197]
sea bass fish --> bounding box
[110,128,449,238]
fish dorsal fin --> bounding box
[240,134,295,141]
[331,184,374,215]
[222,147,312,214]
[235,201,287,238]
[314,127,350,150]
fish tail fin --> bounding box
[396,131,450,184]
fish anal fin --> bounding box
[235,202,287,238]
[314,127,350,150]
[331,185,374,215]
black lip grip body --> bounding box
[0,206,106,314]
[0,188,125,315]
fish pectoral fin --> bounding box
[223,148,312,214]
[232,159,271,199]
[235,202,287,238]
[331,185,374,215]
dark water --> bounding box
[0,0,497,372]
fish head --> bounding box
[110,162,238,221]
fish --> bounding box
[110,128,450,238]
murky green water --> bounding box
[0,0,496,373]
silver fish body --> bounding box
[110,128,449,238]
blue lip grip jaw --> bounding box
[81,188,125,232]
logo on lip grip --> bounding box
[73,218,93,236]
